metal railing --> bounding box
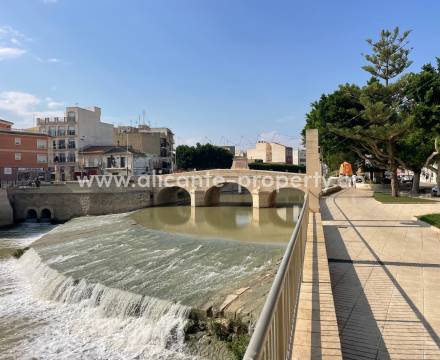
[244,194,309,360]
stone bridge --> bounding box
[152,169,308,208]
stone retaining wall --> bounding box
[0,189,13,227]
[8,188,153,222]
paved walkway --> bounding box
[322,189,440,359]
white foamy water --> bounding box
[0,250,196,360]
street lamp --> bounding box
[124,130,129,177]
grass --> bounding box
[373,192,437,204]
[418,214,440,228]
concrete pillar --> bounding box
[306,129,321,213]
[190,189,206,207]
[0,189,13,227]
[252,191,273,208]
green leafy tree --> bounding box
[334,28,413,196]
[302,84,364,172]
[176,143,233,170]
[333,79,411,196]
[399,61,440,192]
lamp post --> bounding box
[125,130,129,177]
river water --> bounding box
[0,205,301,359]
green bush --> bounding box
[249,162,305,173]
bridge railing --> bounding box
[244,194,309,360]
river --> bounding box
[0,204,302,359]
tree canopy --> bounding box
[176,143,233,170]
[302,27,440,196]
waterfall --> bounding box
[17,249,194,359]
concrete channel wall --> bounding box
[0,189,13,227]
[8,184,153,222]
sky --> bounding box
[1,0,440,149]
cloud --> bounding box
[0,47,26,60]
[258,130,302,148]
[0,91,64,128]
[0,25,63,63]
[45,97,64,109]
[0,25,29,60]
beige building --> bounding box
[114,125,174,173]
[247,141,292,164]
[37,106,113,180]
[247,141,272,162]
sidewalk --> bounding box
[322,188,440,359]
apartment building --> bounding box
[37,106,113,180]
[247,141,293,164]
[114,125,175,173]
[247,141,272,162]
[0,119,50,182]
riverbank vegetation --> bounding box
[303,27,440,197]
[418,213,440,228]
[176,143,233,170]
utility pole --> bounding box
[126,130,129,177]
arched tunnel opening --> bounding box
[156,186,191,206]
[40,208,52,222]
[26,209,38,222]
[205,183,252,206]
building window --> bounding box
[37,139,47,149]
[15,138,21,145]
[49,127,57,136]
[67,111,75,120]
[58,127,66,136]
[120,157,126,168]
[58,153,66,163]
[15,153,21,160]
[107,156,116,168]
[37,154,48,163]
[68,152,76,163]
[52,140,57,150]
[67,126,76,135]
[68,140,76,149]
[58,139,66,149]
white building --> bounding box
[37,106,113,180]
[247,141,293,164]
[292,149,306,167]
[78,145,155,176]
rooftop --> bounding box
[79,145,144,155]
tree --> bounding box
[398,61,440,192]
[302,84,364,172]
[362,27,412,86]
[176,143,233,170]
[333,78,411,196]
[334,28,413,196]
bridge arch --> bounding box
[155,186,191,206]
[204,182,253,207]
[269,187,305,208]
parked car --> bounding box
[399,175,413,184]
[432,186,438,197]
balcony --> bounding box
[37,116,76,125]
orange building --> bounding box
[0,119,50,182]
